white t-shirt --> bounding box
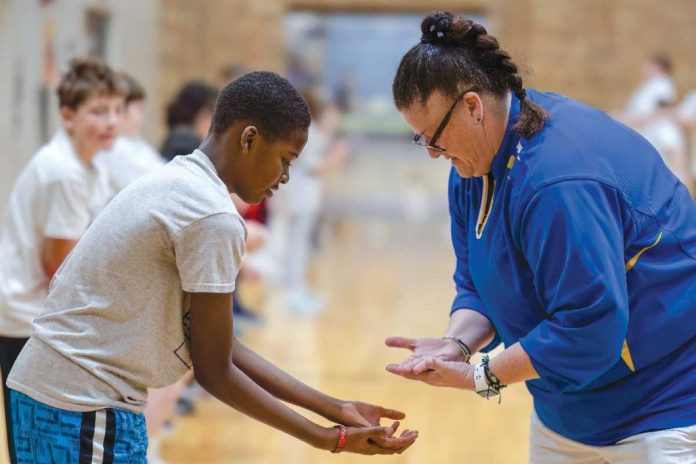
[0,130,112,337]
[272,125,328,215]
[677,90,696,120]
[624,74,676,119]
[8,150,246,412]
[677,90,696,177]
[641,116,690,186]
[95,136,165,194]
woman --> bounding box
[386,11,696,463]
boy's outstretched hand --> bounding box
[339,421,418,455]
[333,400,406,427]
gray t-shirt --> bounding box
[8,149,246,412]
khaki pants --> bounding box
[529,410,696,464]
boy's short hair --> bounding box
[57,57,127,110]
[120,72,146,105]
[211,71,310,142]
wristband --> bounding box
[473,361,492,395]
[441,336,472,363]
[473,355,506,402]
[331,425,348,453]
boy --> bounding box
[0,57,124,463]
[95,72,164,193]
[8,72,417,462]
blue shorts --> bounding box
[10,390,147,463]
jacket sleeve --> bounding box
[517,180,629,393]
[448,171,501,352]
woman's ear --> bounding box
[464,92,484,123]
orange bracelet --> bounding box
[331,425,348,453]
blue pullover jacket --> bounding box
[449,90,696,445]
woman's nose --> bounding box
[427,148,442,159]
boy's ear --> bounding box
[60,107,75,132]
[240,126,258,154]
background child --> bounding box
[0,56,125,463]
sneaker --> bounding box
[232,294,263,324]
[174,397,195,416]
[233,304,262,323]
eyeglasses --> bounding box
[413,86,478,153]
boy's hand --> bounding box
[334,400,405,427]
[338,422,418,455]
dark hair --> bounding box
[650,53,673,75]
[393,12,549,138]
[166,80,218,129]
[57,57,126,110]
[120,72,146,104]
[211,71,310,141]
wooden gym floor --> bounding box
[0,137,532,463]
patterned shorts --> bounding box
[10,390,147,463]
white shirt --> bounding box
[0,130,112,337]
[95,136,165,194]
[272,125,328,215]
[9,150,246,412]
[677,90,696,178]
[677,90,696,120]
[624,74,676,119]
[642,116,690,186]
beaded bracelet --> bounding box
[481,354,507,403]
[331,425,348,453]
[441,336,472,363]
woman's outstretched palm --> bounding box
[385,336,464,374]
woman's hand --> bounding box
[386,356,475,390]
[385,336,465,374]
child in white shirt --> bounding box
[0,56,125,464]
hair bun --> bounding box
[420,11,454,44]
[421,11,453,35]
[420,11,481,46]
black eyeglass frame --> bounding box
[412,86,478,153]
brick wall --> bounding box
[493,0,696,109]
[156,0,696,138]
